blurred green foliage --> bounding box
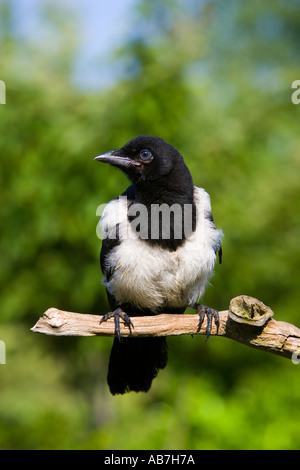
[1,0,300,450]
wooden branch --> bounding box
[31,295,300,361]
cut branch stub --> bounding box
[229,295,274,327]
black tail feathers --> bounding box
[107,337,168,395]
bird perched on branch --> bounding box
[95,135,223,395]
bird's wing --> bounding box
[194,186,223,264]
[100,184,136,281]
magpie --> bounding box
[95,135,223,395]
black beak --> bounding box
[94,150,141,169]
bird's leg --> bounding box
[100,307,134,341]
[192,303,219,341]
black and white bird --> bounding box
[95,135,223,395]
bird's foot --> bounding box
[100,307,134,341]
[193,303,219,341]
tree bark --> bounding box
[31,295,300,361]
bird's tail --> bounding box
[107,337,168,395]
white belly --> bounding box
[100,187,222,311]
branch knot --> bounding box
[229,295,274,327]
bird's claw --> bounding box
[194,304,219,341]
[100,307,134,341]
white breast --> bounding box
[99,187,223,311]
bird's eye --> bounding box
[140,149,152,161]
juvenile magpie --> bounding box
[95,135,223,395]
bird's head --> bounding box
[94,135,188,185]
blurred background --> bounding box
[1,0,300,450]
